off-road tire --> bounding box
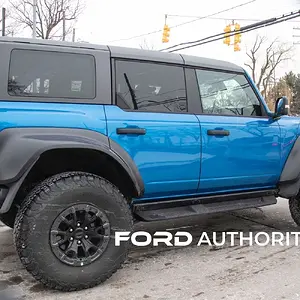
[13,171,133,291]
[0,206,17,228]
[289,196,300,226]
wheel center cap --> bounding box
[74,228,84,239]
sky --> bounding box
[2,0,300,78]
[73,0,300,78]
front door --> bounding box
[106,60,201,200]
[194,68,281,194]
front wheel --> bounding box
[289,196,300,226]
[14,172,133,291]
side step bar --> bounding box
[133,190,277,221]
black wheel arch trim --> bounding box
[278,136,300,198]
[0,127,144,213]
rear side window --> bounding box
[115,60,187,113]
[8,49,96,99]
[196,69,263,116]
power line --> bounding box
[108,29,162,43]
[167,14,300,23]
[169,13,300,52]
[162,10,300,53]
[165,0,257,29]
[107,0,256,43]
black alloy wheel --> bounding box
[50,204,110,267]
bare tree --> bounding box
[9,0,85,40]
[245,35,294,98]
[139,39,155,50]
[244,35,266,85]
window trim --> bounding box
[184,68,202,114]
[112,58,190,114]
[7,48,97,101]
[190,66,269,118]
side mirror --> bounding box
[274,96,289,118]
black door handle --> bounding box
[116,128,146,135]
[207,129,230,136]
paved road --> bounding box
[0,198,300,300]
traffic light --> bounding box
[223,24,231,46]
[234,23,241,44]
[234,43,241,52]
[233,23,241,51]
[162,24,170,43]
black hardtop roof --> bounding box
[0,37,244,72]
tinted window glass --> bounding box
[115,60,187,113]
[8,49,96,99]
[196,69,262,116]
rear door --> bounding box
[192,68,281,193]
[105,60,201,200]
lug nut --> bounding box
[70,237,74,241]
[77,223,81,227]
[84,227,88,230]
[77,241,81,245]
[85,235,88,239]
[69,228,73,233]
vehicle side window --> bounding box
[8,49,96,99]
[115,60,187,113]
[196,69,262,116]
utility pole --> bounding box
[72,28,75,42]
[293,27,300,45]
[32,0,37,94]
[32,0,37,38]
[62,11,66,41]
[1,7,5,36]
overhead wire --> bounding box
[162,0,257,29]
[167,15,300,23]
[107,0,257,43]
[159,10,300,53]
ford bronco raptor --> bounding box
[0,37,299,291]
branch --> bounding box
[245,35,267,84]
[244,63,253,70]
[263,45,294,87]
[256,38,281,88]
[253,35,266,54]
[9,0,85,39]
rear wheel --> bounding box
[14,171,133,291]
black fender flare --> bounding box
[278,136,300,198]
[0,127,144,213]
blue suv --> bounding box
[0,37,298,291]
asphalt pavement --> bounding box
[0,198,300,300]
